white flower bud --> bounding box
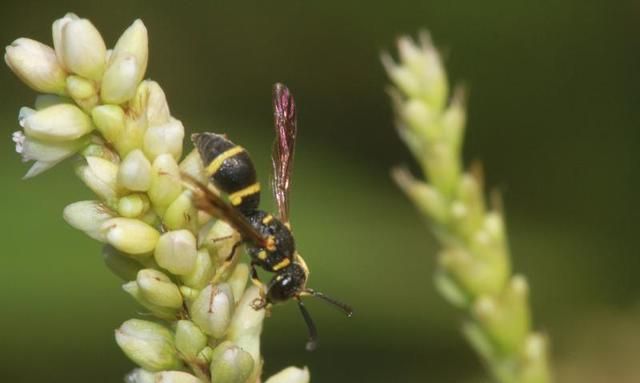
[123,281,178,320]
[51,13,78,69]
[114,114,147,156]
[130,80,170,126]
[101,217,160,255]
[75,156,120,202]
[163,191,197,231]
[91,104,125,143]
[115,319,181,372]
[125,368,155,383]
[117,193,150,218]
[109,19,148,85]
[227,286,264,364]
[175,320,207,359]
[154,230,197,275]
[203,220,241,262]
[65,75,98,110]
[179,149,207,184]
[155,371,202,383]
[209,341,255,383]
[143,118,184,161]
[101,55,142,104]
[118,149,152,191]
[148,154,182,213]
[265,367,310,383]
[181,248,215,289]
[190,283,234,338]
[4,38,67,94]
[60,18,107,80]
[228,263,249,303]
[63,200,115,241]
[137,269,183,309]
[21,103,93,142]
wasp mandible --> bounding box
[182,83,352,351]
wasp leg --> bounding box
[210,240,242,285]
[249,263,269,311]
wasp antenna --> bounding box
[304,288,353,317]
[296,298,318,351]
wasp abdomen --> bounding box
[192,133,261,214]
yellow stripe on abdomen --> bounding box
[205,146,245,176]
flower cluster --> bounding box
[384,33,552,383]
[6,13,309,383]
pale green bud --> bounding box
[143,118,185,161]
[181,248,215,289]
[4,38,67,94]
[520,334,551,383]
[103,245,142,281]
[115,319,180,372]
[101,217,160,255]
[21,103,93,142]
[227,286,264,364]
[174,319,207,359]
[401,99,437,140]
[123,281,178,320]
[60,18,106,80]
[81,143,120,163]
[125,368,155,383]
[163,191,197,231]
[191,283,234,338]
[13,131,89,179]
[65,75,98,110]
[265,367,310,383]
[119,149,153,191]
[203,220,241,262]
[154,230,197,274]
[34,94,71,109]
[391,167,448,224]
[63,200,115,241]
[115,114,147,156]
[473,275,530,355]
[109,19,148,85]
[228,263,249,303]
[197,346,213,364]
[51,13,78,68]
[101,55,143,104]
[148,154,182,213]
[179,286,200,303]
[441,92,466,152]
[91,104,125,143]
[209,341,255,383]
[439,246,505,297]
[137,269,183,309]
[75,156,120,202]
[131,80,171,126]
[179,148,207,184]
[155,371,202,383]
[118,193,150,218]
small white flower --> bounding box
[4,38,67,94]
[115,319,180,372]
[143,118,185,161]
[265,367,310,383]
[109,19,148,84]
[101,55,142,104]
[101,217,160,255]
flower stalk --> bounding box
[6,13,309,383]
[384,33,553,383]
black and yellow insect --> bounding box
[183,83,352,351]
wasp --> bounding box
[182,83,352,351]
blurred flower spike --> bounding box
[385,33,553,383]
[6,13,308,382]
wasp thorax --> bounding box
[246,210,295,272]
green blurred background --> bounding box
[1,1,639,382]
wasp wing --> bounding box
[182,172,267,247]
[271,83,298,225]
